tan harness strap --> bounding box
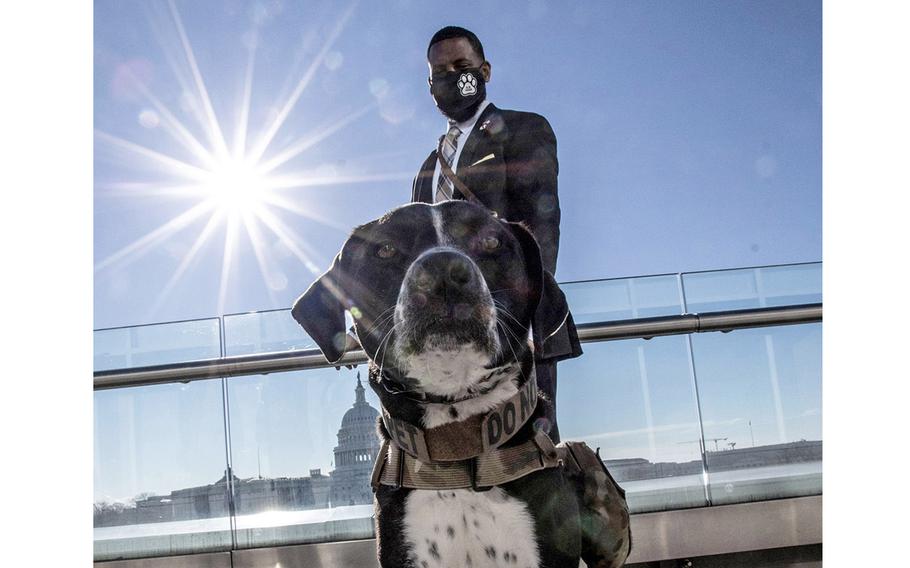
[380,372,538,463]
[373,430,560,491]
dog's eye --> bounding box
[480,235,500,251]
[376,243,397,259]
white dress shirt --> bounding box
[432,99,492,203]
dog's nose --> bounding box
[447,256,472,287]
[411,250,477,296]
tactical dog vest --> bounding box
[372,366,571,490]
[372,429,560,491]
[379,371,538,463]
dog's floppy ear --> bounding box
[506,222,570,355]
[291,254,350,365]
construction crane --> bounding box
[678,437,729,452]
[706,437,728,451]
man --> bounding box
[411,26,581,443]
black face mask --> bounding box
[430,67,486,123]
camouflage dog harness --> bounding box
[559,441,632,568]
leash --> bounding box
[436,137,492,213]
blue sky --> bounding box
[93,1,822,504]
[94,0,821,329]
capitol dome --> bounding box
[339,376,379,430]
[331,373,381,506]
[333,373,380,455]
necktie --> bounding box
[435,123,462,203]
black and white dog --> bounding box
[293,200,629,568]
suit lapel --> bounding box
[456,103,498,173]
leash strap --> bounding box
[373,429,560,490]
[380,371,538,463]
[436,137,486,208]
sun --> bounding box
[93,2,409,319]
[201,157,271,217]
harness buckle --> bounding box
[470,457,492,492]
[532,430,560,468]
[370,440,390,493]
[395,448,406,489]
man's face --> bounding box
[427,37,491,85]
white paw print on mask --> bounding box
[457,72,477,97]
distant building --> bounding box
[605,440,823,482]
[95,376,381,527]
[330,375,381,506]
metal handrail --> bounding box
[93,303,821,390]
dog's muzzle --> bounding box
[404,249,482,313]
[396,248,496,348]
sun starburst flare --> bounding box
[95,1,411,319]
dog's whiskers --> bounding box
[489,287,518,294]
[376,320,402,380]
[360,306,397,337]
[496,320,523,377]
[492,300,530,357]
[492,299,525,328]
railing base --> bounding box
[95,495,822,567]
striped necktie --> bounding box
[435,123,462,203]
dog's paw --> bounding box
[458,72,478,96]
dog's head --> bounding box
[292,201,568,399]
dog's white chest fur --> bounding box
[404,345,494,399]
[420,364,521,429]
[403,488,540,568]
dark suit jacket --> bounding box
[411,103,582,362]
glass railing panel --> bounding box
[225,275,687,357]
[755,263,823,307]
[94,318,222,372]
[561,275,683,324]
[225,367,377,548]
[558,336,708,513]
[223,309,313,356]
[682,263,821,313]
[689,323,822,505]
[93,380,232,561]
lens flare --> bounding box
[94,1,410,320]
